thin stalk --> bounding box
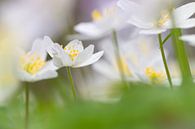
[171,29,192,84]
[158,34,173,88]
[162,33,172,45]
[170,7,192,84]
[66,67,77,99]
[111,30,128,88]
[25,83,29,129]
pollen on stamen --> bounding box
[64,47,80,61]
[91,10,102,22]
[145,67,165,83]
[156,10,170,27]
[20,54,46,75]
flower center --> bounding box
[91,10,103,22]
[91,7,116,22]
[116,58,132,77]
[64,46,80,61]
[20,54,46,75]
[156,10,170,27]
[145,67,165,83]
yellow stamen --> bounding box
[91,10,102,21]
[64,47,80,61]
[145,67,165,83]
[20,54,46,75]
[156,10,170,27]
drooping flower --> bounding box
[73,4,128,39]
[117,0,195,34]
[46,36,104,68]
[17,37,58,82]
[93,36,170,84]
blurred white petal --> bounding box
[174,2,195,21]
[139,29,167,35]
[177,18,195,29]
[74,45,94,66]
[73,51,104,68]
[181,35,195,46]
[74,22,106,37]
[33,70,58,82]
[30,38,47,60]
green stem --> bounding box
[111,30,128,88]
[170,7,193,85]
[158,34,173,88]
[162,33,172,45]
[25,83,29,129]
[171,29,192,84]
[66,67,77,99]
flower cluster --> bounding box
[17,36,104,82]
[1,0,195,105]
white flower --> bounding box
[93,36,169,84]
[2,0,75,46]
[17,37,58,82]
[46,37,104,68]
[0,29,19,105]
[73,4,128,39]
[180,35,195,46]
[117,0,195,34]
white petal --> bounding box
[93,61,119,79]
[61,54,73,67]
[43,36,55,47]
[47,43,72,67]
[177,18,195,29]
[52,56,64,68]
[139,28,167,35]
[30,38,47,60]
[74,45,94,66]
[117,0,139,13]
[73,51,104,68]
[74,22,105,37]
[33,70,58,82]
[65,40,84,52]
[47,43,62,58]
[17,70,34,82]
[39,60,58,74]
[128,18,154,29]
[180,35,195,46]
[174,2,195,21]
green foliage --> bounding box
[1,83,195,129]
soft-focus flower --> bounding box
[46,37,104,68]
[181,35,195,46]
[17,37,58,82]
[0,27,19,105]
[74,4,128,39]
[1,0,75,46]
[117,0,195,34]
[93,36,169,84]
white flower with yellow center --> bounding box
[73,4,128,39]
[93,36,169,84]
[46,37,104,68]
[17,37,58,82]
[117,0,195,34]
